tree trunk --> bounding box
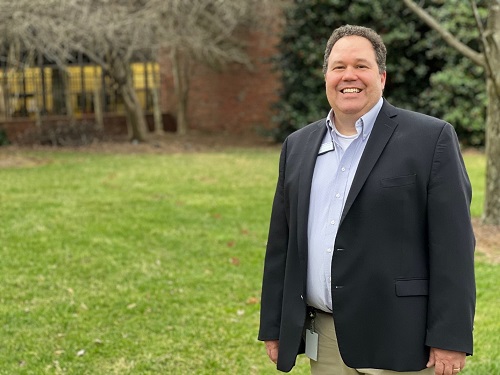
[62,70,75,126]
[0,80,6,120]
[151,87,163,134]
[482,4,500,225]
[52,68,66,115]
[151,66,163,135]
[120,79,147,142]
[483,78,500,224]
[110,59,148,142]
[93,67,104,130]
[171,49,191,135]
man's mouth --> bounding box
[341,88,361,93]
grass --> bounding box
[463,151,486,218]
[0,148,497,374]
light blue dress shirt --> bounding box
[307,98,383,312]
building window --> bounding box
[0,61,160,119]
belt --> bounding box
[307,306,332,317]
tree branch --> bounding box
[402,0,486,68]
[469,0,500,98]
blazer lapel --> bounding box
[297,119,327,261]
[340,100,399,224]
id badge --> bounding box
[305,328,319,361]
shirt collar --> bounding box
[326,97,384,141]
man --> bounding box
[258,25,475,375]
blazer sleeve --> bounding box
[425,123,476,354]
[258,139,290,341]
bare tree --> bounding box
[1,0,164,141]
[70,0,279,139]
[64,0,161,142]
[1,0,282,141]
[151,0,279,135]
[403,0,500,225]
[0,1,77,119]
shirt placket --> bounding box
[323,135,361,308]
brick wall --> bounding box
[0,113,176,144]
[160,22,282,136]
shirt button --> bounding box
[330,220,335,225]
[335,193,340,198]
[341,167,346,172]
[327,248,332,253]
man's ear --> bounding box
[380,71,387,90]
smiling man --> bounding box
[259,25,475,375]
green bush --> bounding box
[0,129,9,146]
[271,0,487,146]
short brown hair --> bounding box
[323,25,387,75]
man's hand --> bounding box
[265,340,279,364]
[427,347,466,375]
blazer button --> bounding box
[300,294,303,300]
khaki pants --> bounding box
[309,311,434,375]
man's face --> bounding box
[325,35,386,121]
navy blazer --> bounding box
[258,99,475,372]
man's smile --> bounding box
[341,88,362,93]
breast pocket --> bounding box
[380,174,416,188]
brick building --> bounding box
[0,16,282,144]
[160,27,282,136]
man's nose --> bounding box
[342,66,357,80]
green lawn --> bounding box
[0,147,497,374]
[463,151,486,218]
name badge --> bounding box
[318,142,335,155]
[305,329,319,361]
